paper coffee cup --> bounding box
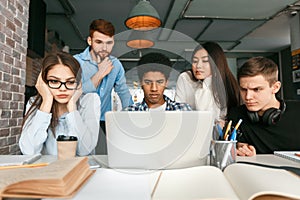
[57,135,78,160]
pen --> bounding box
[0,162,49,170]
[216,124,223,140]
[23,154,42,164]
[151,171,162,198]
[230,119,242,141]
[229,129,236,141]
[224,120,232,141]
[234,119,243,130]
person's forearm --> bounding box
[39,99,53,113]
[90,70,105,88]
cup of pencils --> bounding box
[210,119,242,170]
[210,140,236,171]
[57,135,78,160]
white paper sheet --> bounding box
[46,168,160,200]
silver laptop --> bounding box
[105,111,214,169]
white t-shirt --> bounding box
[149,102,167,111]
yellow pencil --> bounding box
[0,162,48,170]
[224,120,232,140]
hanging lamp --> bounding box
[126,30,154,49]
[125,0,161,30]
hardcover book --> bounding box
[0,157,94,199]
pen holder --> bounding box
[57,135,78,160]
[209,140,237,171]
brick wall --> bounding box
[0,0,30,154]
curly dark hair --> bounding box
[137,52,172,81]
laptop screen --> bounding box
[105,111,214,169]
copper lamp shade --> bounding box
[126,30,154,49]
[127,39,154,49]
[125,0,161,30]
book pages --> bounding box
[224,163,300,200]
[152,166,239,200]
[0,157,94,199]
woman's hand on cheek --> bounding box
[67,83,82,112]
[35,72,53,113]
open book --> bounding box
[152,163,300,200]
[0,157,94,199]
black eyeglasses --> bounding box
[47,80,78,90]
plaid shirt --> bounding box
[123,95,192,111]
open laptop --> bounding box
[105,111,214,169]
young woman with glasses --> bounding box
[19,51,100,156]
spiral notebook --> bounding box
[274,151,300,163]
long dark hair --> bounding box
[189,42,241,112]
[22,51,82,135]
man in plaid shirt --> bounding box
[123,53,192,111]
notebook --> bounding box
[105,111,214,169]
[0,154,41,166]
[274,151,300,163]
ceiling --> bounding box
[43,0,300,71]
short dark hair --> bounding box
[238,56,278,86]
[89,19,115,37]
[137,52,172,81]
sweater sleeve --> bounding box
[19,109,52,155]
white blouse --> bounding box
[175,71,226,122]
[175,71,202,110]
